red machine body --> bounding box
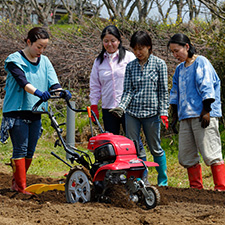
[88,133,158,182]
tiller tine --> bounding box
[24,183,65,194]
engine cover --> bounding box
[88,133,137,156]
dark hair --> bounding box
[130,31,152,54]
[97,25,125,64]
[167,33,196,58]
[24,27,50,44]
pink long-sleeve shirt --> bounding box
[89,50,136,109]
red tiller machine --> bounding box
[27,90,160,209]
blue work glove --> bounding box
[60,90,72,101]
[34,89,51,102]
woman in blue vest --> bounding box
[0,27,71,194]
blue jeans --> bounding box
[102,109,144,151]
[125,114,164,157]
[9,118,41,159]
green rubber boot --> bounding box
[154,153,168,186]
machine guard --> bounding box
[93,159,158,181]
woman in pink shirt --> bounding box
[89,25,135,134]
[89,25,146,159]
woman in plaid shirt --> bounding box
[111,31,169,186]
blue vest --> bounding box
[3,51,59,113]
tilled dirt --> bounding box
[0,168,225,225]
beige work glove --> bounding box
[109,107,124,118]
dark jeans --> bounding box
[125,113,164,158]
[9,118,41,159]
[102,109,125,135]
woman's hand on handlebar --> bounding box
[49,89,72,100]
[59,90,72,101]
[34,89,51,102]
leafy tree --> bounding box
[101,0,138,20]
[30,0,61,26]
[61,0,103,23]
[186,0,202,20]
[198,0,225,20]
[1,0,34,25]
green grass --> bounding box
[0,107,219,189]
[0,126,215,190]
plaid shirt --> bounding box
[119,54,169,118]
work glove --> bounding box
[199,108,210,128]
[170,104,178,134]
[90,105,99,123]
[60,90,72,101]
[109,107,124,118]
[161,116,169,129]
[34,89,51,102]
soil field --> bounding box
[0,164,225,225]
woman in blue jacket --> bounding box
[168,33,225,191]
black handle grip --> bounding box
[32,99,45,114]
